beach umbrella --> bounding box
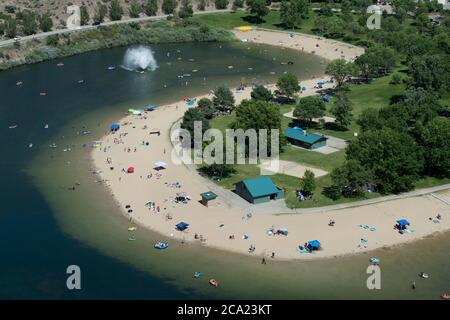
[110,123,120,131]
[147,104,156,111]
[127,167,135,173]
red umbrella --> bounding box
[127,167,135,173]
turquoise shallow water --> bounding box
[1,41,449,299]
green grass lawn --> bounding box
[194,11,448,208]
[207,72,409,208]
[192,10,318,35]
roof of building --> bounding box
[239,176,280,198]
[283,127,327,145]
[201,191,218,201]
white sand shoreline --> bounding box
[91,30,450,260]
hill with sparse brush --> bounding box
[0,0,232,39]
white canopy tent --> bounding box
[153,161,167,170]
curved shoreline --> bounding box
[92,30,450,260]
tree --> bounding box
[251,84,273,101]
[197,98,216,119]
[145,0,158,16]
[314,15,345,38]
[213,85,235,113]
[200,163,236,178]
[46,34,59,46]
[346,128,424,193]
[357,108,381,132]
[319,3,333,16]
[129,0,142,18]
[215,0,229,10]
[355,45,397,79]
[416,13,430,33]
[22,11,38,35]
[181,108,210,146]
[94,2,108,25]
[5,18,17,39]
[247,0,269,21]
[39,13,53,32]
[233,99,283,156]
[293,96,326,125]
[109,0,124,21]
[415,118,450,178]
[234,0,245,8]
[162,0,177,15]
[80,6,90,25]
[341,0,353,14]
[407,54,450,94]
[330,92,353,128]
[325,59,355,88]
[300,170,316,196]
[280,0,309,29]
[401,88,444,124]
[198,0,207,10]
[326,159,373,199]
[276,73,300,99]
[179,0,194,19]
[234,100,282,131]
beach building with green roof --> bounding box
[283,127,327,150]
[234,176,284,204]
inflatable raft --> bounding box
[154,242,169,250]
[209,279,219,287]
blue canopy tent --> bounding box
[396,219,410,230]
[307,240,321,251]
[176,222,189,231]
[322,95,330,102]
[110,123,120,131]
[147,104,156,111]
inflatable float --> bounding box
[154,242,169,250]
[209,279,219,287]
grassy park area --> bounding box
[190,8,450,209]
[192,10,319,35]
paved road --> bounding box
[0,9,232,48]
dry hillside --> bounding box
[0,0,221,31]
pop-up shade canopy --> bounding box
[307,240,321,250]
[176,222,189,231]
[154,161,167,169]
[111,123,120,131]
[147,104,156,111]
[396,219,410,227]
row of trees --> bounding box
[325,16,449,202]
[0,10,54,37]
[0,0,209,37]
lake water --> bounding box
[0,41,449,299]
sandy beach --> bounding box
[91,30,450,260]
